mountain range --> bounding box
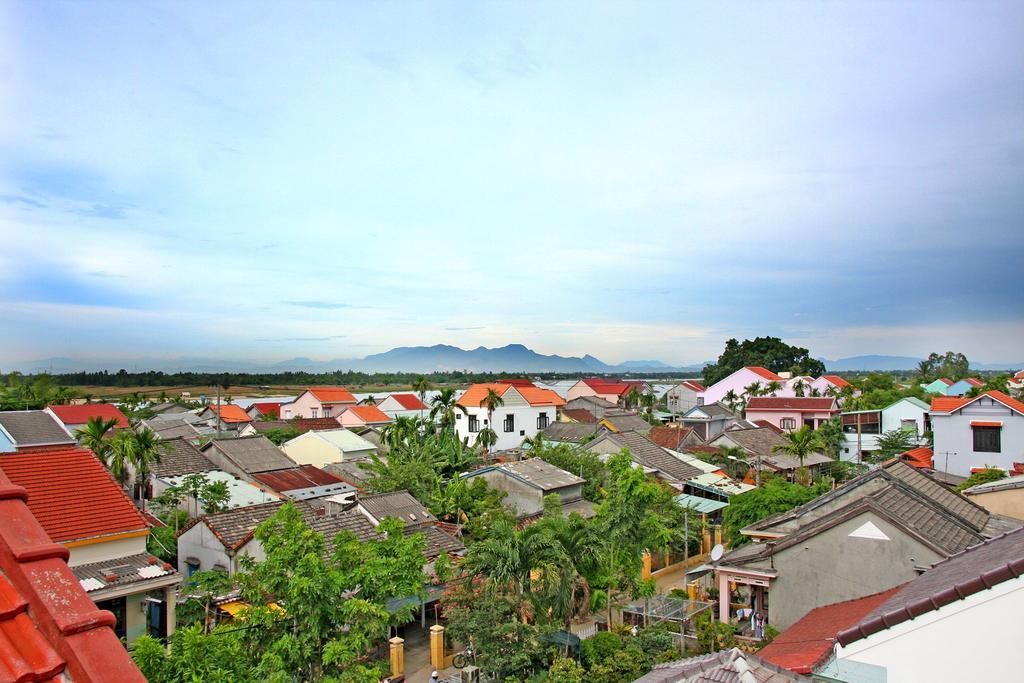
[8,346,1021,374]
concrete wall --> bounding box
[67,535,149,567]
[281,432,372,467]
[477,470,544,516]
[932,396,1024,476]
[965,488,1024,520]
[126,593,147,644]
[666,385,700,414]
[455,390,553,451]
[742,511,943,630]
[835,575,1024,682]
[176,522,266,576]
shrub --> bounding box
[580,631,623,669]
[547,658,586,683]
[635,627,676,660]
[694,613,735,654]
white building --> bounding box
[665,380,706,414]
[829,527,1024,682]
[930,390,1024,477]
[839,396,931,461]
[455,383,565,452]
[281,428,378,468]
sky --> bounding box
[1,1,1023,368]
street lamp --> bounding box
[727,454,761,487]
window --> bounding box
[973,426,1001,453]
[468,415,480,432]
[537,412,549,430]
[186,560,200,577]
[780,418,796,430]
[900,419,919,436]
[504,414,515,433]
[311,408,319,418]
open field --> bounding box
[71,383,460,400]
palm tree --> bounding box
[625,386,642,409]
[429,387,467,431]
[76,416,119,464]
[764,380,782,397]
[708,445,753,482]
[358,395,378,405]
[722,389,741,414]
[639,393,657,422]
[107,431,137,490]
[412,375,431,418]
[813,417,846,460]
[792,380,806,398]
[130,428,166,508]
[522,432,546,453]
[479,388,505,454]
[475,427,497,454]
[743,382,764,399]
[772,425,821,483]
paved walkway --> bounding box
[399,625,457,683]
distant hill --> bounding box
[9,344,701,374]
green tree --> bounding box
[874,428,919,462]
[429,387,467,430]
[75,416,119,464]
[479,388,506,454]
[771,425,823,476]
[475,426,498,454]
[534,443,608,501]
[262,425,301,445]
[702,337,825,386]
[129,427,165,506]
[813,417,846,460]
[956,467,1007,492]
[359,451,440,502]
[548,657,586,683]
[722,477,827,545]
[412,375,431,418]
[200,480,231,514]
[132,623,256,683]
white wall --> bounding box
[67,535,148,567]
[932,396,1024,476]
[835,575,1024,681]
[454,402,552,451]
[841,400,928,460]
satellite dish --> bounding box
[710,544,724,562]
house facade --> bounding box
[454,383,565,452]
[923,378,954,394]
[945,377,984,396]
[463,458,593,519]
[197,403,253,431]
[665,380,705,414]
[375,393,427,416]
[839,396,931,461]
[337,404,393,428]
[0,410,76,452]
[680,403,736,440]
[745,397,838,432]
[279,387,357,419]
[281,428,378,468]
[931,390,1024,477]
[807,375,854,397]
[699,366,787,406]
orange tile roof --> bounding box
[207,403,252,423]
[249,401,283,418]
[932,390,1024,416]
[516,386,566,407]
[759,586,904,674]
[308,387,356,404]
[746,366,784,381]
[0,446,149,543]
[457,383,511,408]
[345,405,392,424]
[46,403,130,429]
[820,375,852,388]
[901,447,934,469]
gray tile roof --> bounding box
[358,491,436,526]
[322,461,373,487]
[837,527,1024,647]
[203,435,296,474]
[712,426,787,459]
[870,485,984,555]
[602,414,655,433]
[499,458,585,490]
[884,460,989,530]
[635,648,809,682]
[407,524,466,559]
[540,422,603,443]
[72,552,178,595]
[197,501,285,550]
[687,402,735,419]
[596,431,704,483]
[0,411,75,447]
[150,437,215,477]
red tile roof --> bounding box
[936,377,954,385]
[753,419,784,434]
[516,386,566,407]
[249,402,282,418]
[307,387,357,404]
[745,397,838,412]
[388,393,427,410]
[758,586,904,674]
[562,409,598,424]
[46,403,130,429]
[291,417,343,431]
[206,404,252,423]
[344,405,392,424]
[964,377,984,387]
[819,375,851,388]
[0,469,147,682]
[746,366,784,381]
[0,447,148,544]
[649,426,694,450]
[680,380,705,392]
[251,465,345,493]
[932,390,1024,416]
[901,446,934,469]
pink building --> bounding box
[809,375,856,396]
[745,396,839,432]
[567,378,650,405]
[279,387,357,419]
[337,405,393,428]
[699,366,787,405]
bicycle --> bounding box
[451,647,475,669]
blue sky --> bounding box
[1,1,1022,367]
